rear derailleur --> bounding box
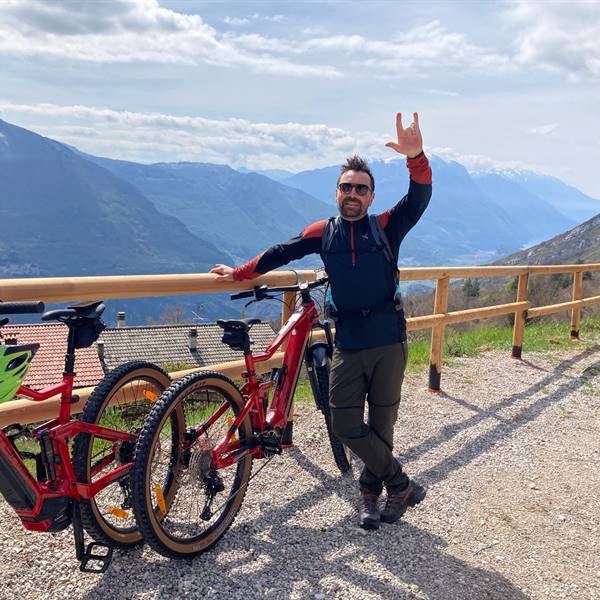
[200,469,225,521]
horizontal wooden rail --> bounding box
[2,264,600,302]
[0,352,284,428]
[528,265,600,275]
[443,301,530,326]
[400,264,600,281]
[0,272,315,303]
[527,295,600,318]
[2,261,600,420]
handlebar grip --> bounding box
[0,301,45,315]
[230,291,254,300]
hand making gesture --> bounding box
[385,112,423,158]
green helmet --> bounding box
[0,343,39,403]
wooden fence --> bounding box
[1,263,600,427]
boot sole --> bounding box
[359,516,381,530]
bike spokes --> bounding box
[146,386,244,542]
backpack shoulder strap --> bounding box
[369,215,394,265]
[321,216,339,255]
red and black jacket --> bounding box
[234,153,432,350]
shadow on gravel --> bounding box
[404,345,600,488]
[82,446,529,600]
[81,348,600,600]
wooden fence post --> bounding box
[428,276,449,392]
[570,271,583,339]
[511,273,529,359]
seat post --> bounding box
[64,326,77,376]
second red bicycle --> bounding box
[130,276,350,558]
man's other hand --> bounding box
[385,112,423,158]
[210,264,235,281]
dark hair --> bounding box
[337,155,375,192]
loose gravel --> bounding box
[1,337,599,600]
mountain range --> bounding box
[497,211,600,266]
[1,117,598,323]
[81,154,329,263]
[282,156,599,265]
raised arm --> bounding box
[377,112,432,249]
[210,220,326,282]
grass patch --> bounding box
[404,316,600,373]
[294,379,316,404]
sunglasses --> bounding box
[337,182,372,196]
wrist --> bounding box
[407,150,424,159]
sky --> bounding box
[1,0,599,197]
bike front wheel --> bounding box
[131,371,253,559]
[309,359,352,474]
[72,361,171,547]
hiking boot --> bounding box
[381,480,426,524]
[359,490,381,530]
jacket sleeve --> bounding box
[233,220,326,281]
[376,152,432,251]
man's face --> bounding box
[336,170,375,221]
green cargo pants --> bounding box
[329,341,408,493]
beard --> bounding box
[339,197,365,219]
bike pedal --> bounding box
[79,542,113,574]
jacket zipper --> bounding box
[350,222,356,266]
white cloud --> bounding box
[311,21,511,75]
[430,146,551,176]
[0,101,391,171]
[230,20,512,78]
[0,2,515,80]
[424,88,460,97]
[223,13,285,26]
[1,0,596,85]
[507,0,600,79]
[223,16,250,26]
[527,123,558,136]
[302,26,329,36]
[0,0,336,77]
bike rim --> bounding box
[88,371,165,538]
[144,379,252,553]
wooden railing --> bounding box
[1,263,600,426]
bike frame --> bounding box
[205,297,321,469]
[0,372,134,532]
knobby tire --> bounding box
[131,371,253,559]
[310,360,352,474]
[72,361,171,547]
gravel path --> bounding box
[1,337,599,600]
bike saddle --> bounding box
[216,318,261,332]
[42,300,105,323]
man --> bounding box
[210,112,432,530]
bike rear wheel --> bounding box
[131,371,253,559]
[308,358,352,474]
[72,361,171,547]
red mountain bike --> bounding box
[131,276,351,558]
[0,300,170,572]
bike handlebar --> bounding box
[230,276,328,301]
[0,301,45,315]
